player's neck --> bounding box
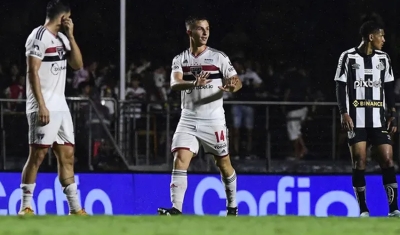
[358,42,374,55]
[190,44,207,57]
[44,19,61,36]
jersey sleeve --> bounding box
[25,37,46,60]
[220,54,237,78]
[171,55,183,74]
[384,54,394,83]
[334,52,348,83]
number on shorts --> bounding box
[214,130,225,143]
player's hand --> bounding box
[62,17,74,38]
[387,117,397,134]
[341,113,354,131]
[38,106,50,126]
[218,76,238,92]
[194,71,211,86]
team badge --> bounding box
[57,47,64,59]
[190,66,202,76]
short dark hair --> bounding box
[359,14,384,40]
[46,0,70,20]
[185,16,209,30]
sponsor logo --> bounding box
[51,63,67,75]
[364,69,373,74]
[172,65,180,70]
[183,59,188,64]
[353,79,381,88]
[214,143,227,150]
[228,67,235,72]
[204,59,213,64]
[185,84,213,94]
[352,100,383,108]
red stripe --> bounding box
[182,65,219,73]
[45,47,57,53]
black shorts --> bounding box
[348,128,392,146]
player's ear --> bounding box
[369,34,373,42]
[186,30,192,36]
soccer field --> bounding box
[3,216,399,235]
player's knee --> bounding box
[173,150,193,169]
[352,155,367,169]
[28,147,48,167]
[380,155,394,168]
[55,145,74,165]
[215,156,232,170]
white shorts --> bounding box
[27,111,75,147]
[171,121,229,157]
[286,107,308,141]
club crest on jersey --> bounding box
[56,47,64,59]
[190,66,202,76]
[376,62,385,71]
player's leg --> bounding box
[370,129,399,217]
[158,132,199,215]
[348,128,369,217]
[19,112,59,215]
[202,124,237,216]
[53,112,85,215]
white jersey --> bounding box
[171,47,237,121]
[25,26,71,114]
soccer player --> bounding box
[19,0,86,215]
[334,18,399,217]
[157,16,242,216]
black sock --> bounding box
[352,169,369,213]
[382,166,399,212]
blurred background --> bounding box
[0,0,399,173]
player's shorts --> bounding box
[347,128,392,146]
[171,121,229,157]
[286,107,308,141]
[27,111,75,147]
[231,105,254,129]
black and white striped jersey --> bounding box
[334,47,394,128]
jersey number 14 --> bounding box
[214,130,225,143]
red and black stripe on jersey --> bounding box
[182,65,223,81]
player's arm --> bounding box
[26,39,47,109]
[62,17,83,70]
[334,52,349,115]
[383,54,397,133]
[170,72,196,91]
[169,57,210,91]
[27,57,46,109]
[67,37,83,70]
[219,55,242,92]
[334,52,353,130]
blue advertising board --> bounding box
[0,173,393,216]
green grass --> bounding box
[1,216,400,235]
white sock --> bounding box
[170,170,187,212]
[20,183,36,210]
[63,183,81,212]
[222,171,237,208]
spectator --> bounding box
[230,60,263,160]
[126,75,146,119]
[4,75,25,112]
[282,67,310,159]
